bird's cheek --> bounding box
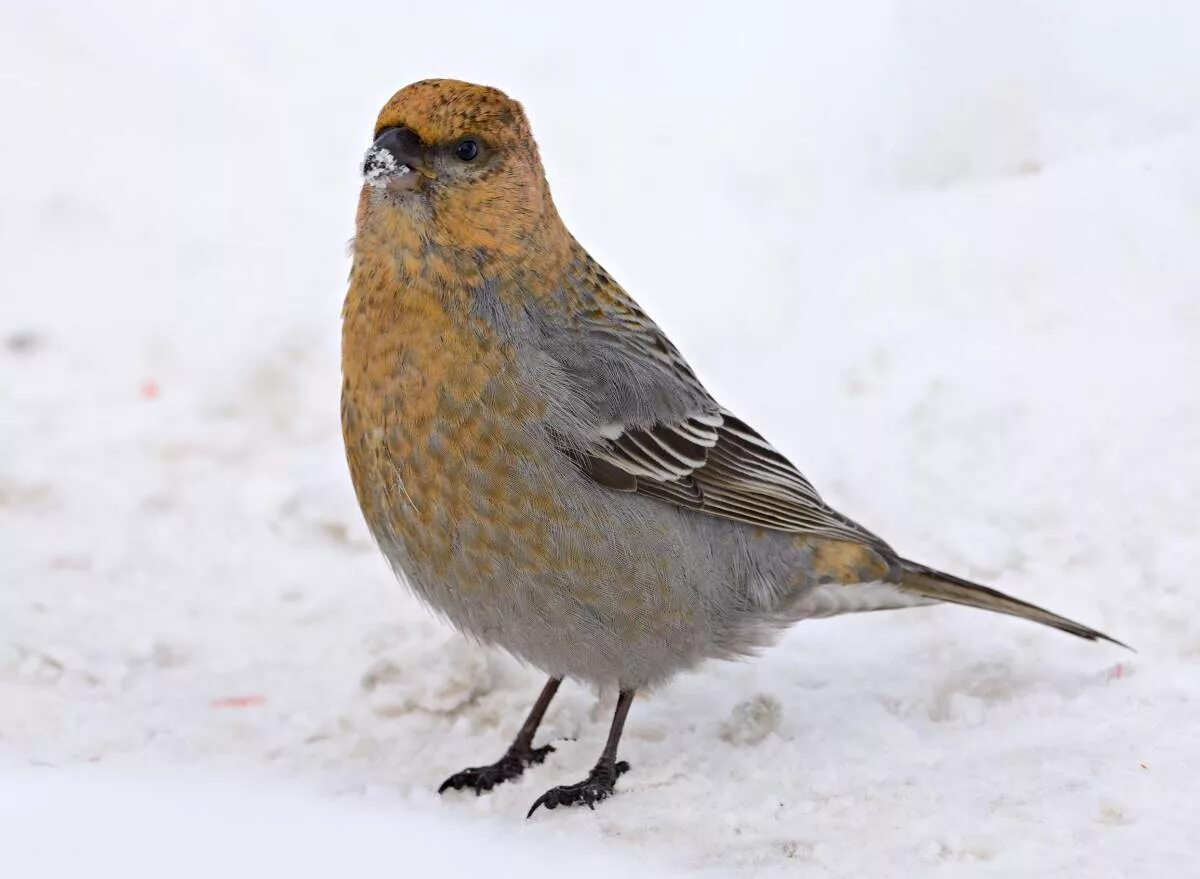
[441,190,522,250]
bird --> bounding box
[341,78,1126,818]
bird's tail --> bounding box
[896,558,1130,649]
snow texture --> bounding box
[362,146,408,189]
[1,760,686,878]
[2,1,1199,876]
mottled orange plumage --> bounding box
[340,79,1122,817]
[343,81,681,632]
[358,80,564,271]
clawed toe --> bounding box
[437,684,635,819]
[526,759,630,817]
[438,744,555,795]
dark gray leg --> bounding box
[526,689,634,817]
[438,676,562,796]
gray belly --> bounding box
[362,443,801,687]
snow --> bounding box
[1,762,684,878]
[2,1,1198,876]
[362,146,407,189]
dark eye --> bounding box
[454,139,480,162]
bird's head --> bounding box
[357,79,561,263]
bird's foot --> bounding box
[438,743,555,796]
[526,758,630,817]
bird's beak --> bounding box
[363,126,437,192]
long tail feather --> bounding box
[897,558,1131,649]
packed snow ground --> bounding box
[1,762,686,879]
[3,2,1199,876]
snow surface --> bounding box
[2,1,1199,876]
[1,761,685,878]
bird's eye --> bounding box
[454,139,480,162]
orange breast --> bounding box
[340,252,568,596]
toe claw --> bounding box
[525,759,629,818]
[439,744,555,797]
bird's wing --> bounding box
[574,404,889,548]
[536,271,890,550]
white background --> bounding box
[2,1,1198,876]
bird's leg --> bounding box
[526,689,634,817]
[438,676,562,795]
